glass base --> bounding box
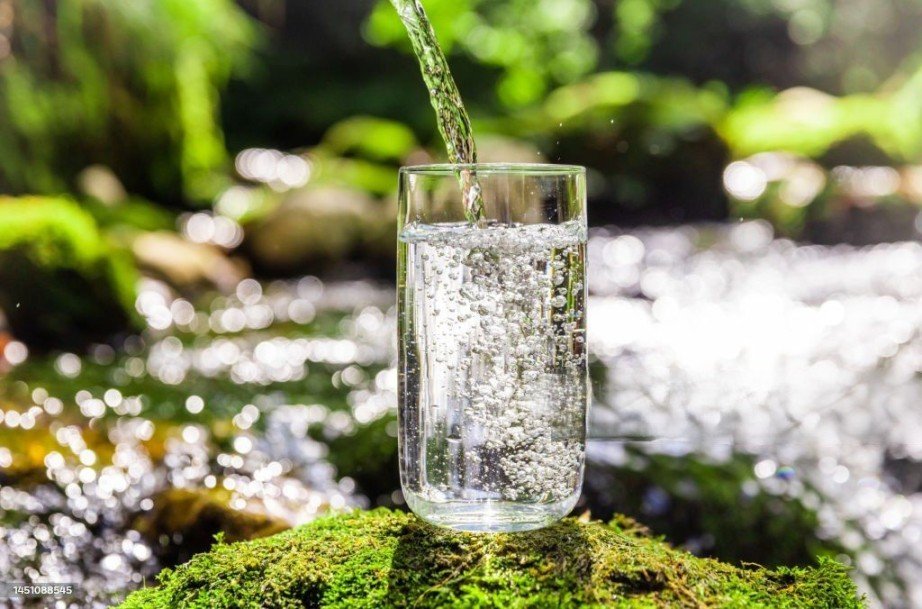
[404,492,580,533]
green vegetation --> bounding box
[0,0,255,203]
[720,77,922,161]
[585,451,843,568]
[2,0,919,239]
[367,0,599,108]
[0,197,140,350]
[117,509,862,609]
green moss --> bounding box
[116,509,863,609]
[0,196,140,350]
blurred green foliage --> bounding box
[81,197,176,234]
[367,0,600,107]
[534,71,728,132]
[584,450,844,568]
[322,116,419,163]
[0,197,140,349]
[358,0,922,230]
[603,0,922,95]
[1,0,921,233]
[722,74,922,162]
[0,0,255,204]
[611,0,678,65]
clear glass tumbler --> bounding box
[397,164,589,532]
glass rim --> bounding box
[400,163,585,177]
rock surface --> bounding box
[116,509,862,608]
[132,488,290,567]
[0,196,139,350]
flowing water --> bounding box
[390,0,589,530]
[388,0,484,221]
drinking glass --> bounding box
[397,164,589,532]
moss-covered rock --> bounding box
[132,488,289,566]
[0,196,140,350]
[116,509,862,608]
